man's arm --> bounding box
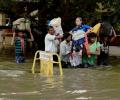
[11,31,16,45]
[110,27,117,43]
[28,29,34,42]
[55,35,62,40]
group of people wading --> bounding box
[7,16,116,68]
[45,17,116,68]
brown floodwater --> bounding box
[0,48,120,100]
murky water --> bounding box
[0,49,120,100]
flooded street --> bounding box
[0,0,120,99]
[0,49,120,100]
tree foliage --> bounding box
[0,0,120,32]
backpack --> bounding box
[13,18,31,31]
[99,22,112,36]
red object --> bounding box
[84,32,90,56]
[20,38,24,51]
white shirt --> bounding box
[45,33,57,53]
[60,40,72,62]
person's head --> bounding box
[88,32,97,43]
[47,26,55,35]
[75,17,82,26]
[17,30,24,38]
[63,33,72,42]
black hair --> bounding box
[76,17,82,21]
[100,21,112,36]
[87,32,97,42]
[15,30,25,37]
[87,32,97,38]
[15,30,25,33]
[47,26,54,31]
[63,33,72,40]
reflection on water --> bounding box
[0,51,120,100]
[0,70,25,77]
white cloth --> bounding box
[13,18,31,30]
[54,26,64,36]
[60,40,72,62]
[45,34,57,53]
[72,30,85,41]
[49,17,64,36]
[70,54,82,67]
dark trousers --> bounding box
[97,52,109,66]
[61,61,71,68]
[16,55,25,63]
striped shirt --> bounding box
[15,36,27,56]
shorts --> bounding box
[16,55,25,63]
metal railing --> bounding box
[31,50,63,76]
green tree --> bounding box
[0,0,12,11]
